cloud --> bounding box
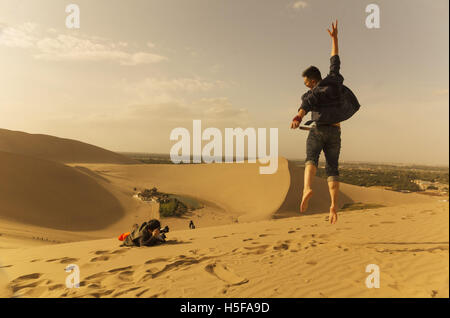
[0,22,38,48]
[291,1,308,10]
[0,23,167,65]
[48,97,250,136]
[121,77,227,103]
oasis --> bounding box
[169,120,278,174]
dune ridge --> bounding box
[0,128,137,164]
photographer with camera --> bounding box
[122,219,169,247]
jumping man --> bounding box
[290,20,342,224]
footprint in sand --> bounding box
[145,258,169,265]
[89,289,115,298]
[243,245,269,255]
[273,241,291,251]
[90,256,109,262]
[85,272,109,281]
[93,250,110,255]
[112,287,142,298]
[204,262,248,286]
[111,249,129,254]
[213,235,228,239]
[48,284,65,291]
[135,288,150,297]
[59,257,79,264]
[117,270,134,282]
[143,257,203,281]
[87,283,102,289]
[9,273,45,294]
[11,273,42,283]
[108,266,133,273]
[45,258,59,263]
[243,238,253,242]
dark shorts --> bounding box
[305,125,341,182]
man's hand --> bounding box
[290,120,300,129]
[327,19,338,38]
[327,19,339,56]
[152,228,160,237]
[290,114,302,129]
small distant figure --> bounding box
[189,220,196,229]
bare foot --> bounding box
[329,206,338,224]
[300,189,313,213]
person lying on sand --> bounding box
[122,219,166,247]
[290,20,342,224]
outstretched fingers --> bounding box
[327,19,338,36]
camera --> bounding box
[159,225,169,240]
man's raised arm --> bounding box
[327,19,338,57]
[327,20,341,78]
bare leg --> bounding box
[327,180,339,224]
[300,164,317,213]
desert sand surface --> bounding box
[0,129,448,298]
[0,200,448,298]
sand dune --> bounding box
[73,157,291,224]
[0,128,136,164]
[69,158,435,226]
[0,130,447,298]
[1,200,447,298]
[0,151,124,231]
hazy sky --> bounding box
[0,0,448,165]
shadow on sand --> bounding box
[273,161,355,219]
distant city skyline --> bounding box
[0,0,448,165]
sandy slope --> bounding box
[0,129,447,298]
[0,128,137,164]
[0,200,447,298]
[0,151,125,231]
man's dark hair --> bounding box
[147,219,161,231]
[302,66,322,81]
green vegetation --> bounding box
[159,199,188,217]
[291,160,448,193]
[168,194,203,210]
[136,187,199,217]
[315,168,424,191]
